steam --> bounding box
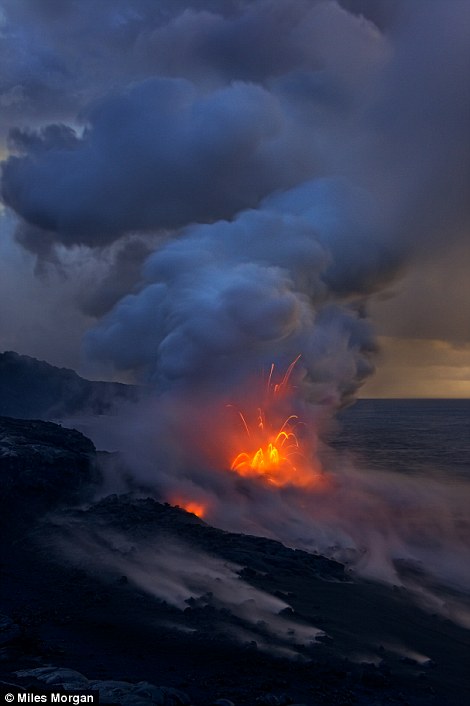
[84,178,378,403]
[1,1,468,381]
[0,0,469,630]
[78,390,470,630]
[53,527,322,657]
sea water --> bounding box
[334,399,470,479]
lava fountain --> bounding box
[225,357,326,489]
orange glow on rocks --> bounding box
[174,500,207,519]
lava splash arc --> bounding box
[227,357,325,488]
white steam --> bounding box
[74,391,470,629]
[85,178,378,404]
[53,528,322,657]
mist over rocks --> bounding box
[2,488,469,705]
[67,494,346,583]
[0,398,467,705]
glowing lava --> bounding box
[228,357,323,488]
[173,500,207,518]
[230,412,303,485]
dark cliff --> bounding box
[0,351,138,421]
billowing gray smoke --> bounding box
[1,0,468,400]
[84,177,378,402]
[0,0,469,619]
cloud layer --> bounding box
[1,2,469,623]
[0,0,469,400]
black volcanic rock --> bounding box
[0,416,99,523]
[2,492,469,705]
[0,418,468,705]
[0,614,21,646]
[0,351,138,420]
[0,486,469,705]
[74,494,346,582]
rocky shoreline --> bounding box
[1,417,468,705]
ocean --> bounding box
[333,399,470,479]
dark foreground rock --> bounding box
[0,420,469,705]
[15,668,191,706]
[0,493,468,704]
[0,416,98,524]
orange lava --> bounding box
[230,412,304,486]
[174,500,206,518]
[228,357,323,488]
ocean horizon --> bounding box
[333,398,470,479]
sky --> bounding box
[0,0,469,399]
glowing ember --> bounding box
[228,357,323,488]
[174,500,206,518]
[230,412,303,484]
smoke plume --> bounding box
[1,0,467,396]
[1,0,469,625]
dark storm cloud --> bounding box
[0,212,93,370]
[369,241,470,347]
[132,0,311,83]
[360,0,470,251]
[0,0,380,121]
[1,0,386,245]
[337,0,404,31]
[0,0,247,140]
[2,77,303,243]
[0,0,469,401]
[7,123,80,152]
[0,0,329,140]
[5,0,467,258]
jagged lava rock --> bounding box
[0,350,138,420]
[0,416,99,522]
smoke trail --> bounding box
[52,526,322,656]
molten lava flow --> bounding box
[231,412,303,485]
[228,357,323,488]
